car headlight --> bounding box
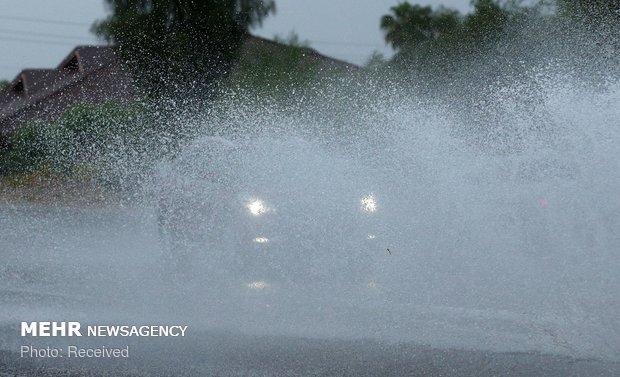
[361,194,377,213]
[247,199,268,216]
[246,280,270,290]
[253,237,270,244]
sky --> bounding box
[0,0,473,81]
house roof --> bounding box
[243,34,360,73]
[0,45,132,138]
[0,37,358,141]
[56,45,118,72]
[0,69,79,108]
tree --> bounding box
[462,0,509,44]
[0,120,55,175]
[92,0,275,100]
[556,0,620,19]
[225,31,325,95]
[380,0,514,69]
[364,51,387,71]
[380,3,461,54]
[0,101,181,187]
[554,0,620,40]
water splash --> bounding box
[147,66,620,359]
[2,21,620,363]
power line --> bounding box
[0,29,90,43]
[0,14,91,27]
[309,39,385,48]
[0,18,382,50]
[0,36,87,47]
[0,30,384,50]
[0,14,386,49]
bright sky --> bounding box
[0,0,472,81]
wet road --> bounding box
[2,332,620,377]
[1,203,619,375]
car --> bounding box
[154,136,381,294]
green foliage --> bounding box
[556,0,620,19]
[0,80,9,90]
[364,51,388,71]
[273,31,311,48]
[1,168,53,186]
[554,0,620,43]
[380,3,461,53]
[463,0,508,44]
[92,0,275,100]
[381,0,512,69]
[0,120,57,175]
[226,32,323,95]
[380,0,620,79]
[0,101,186,188]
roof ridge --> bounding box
[0,62,114,121]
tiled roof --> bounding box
[0,45,133,138]
[243,34,360,73]
[0,37,358,142]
